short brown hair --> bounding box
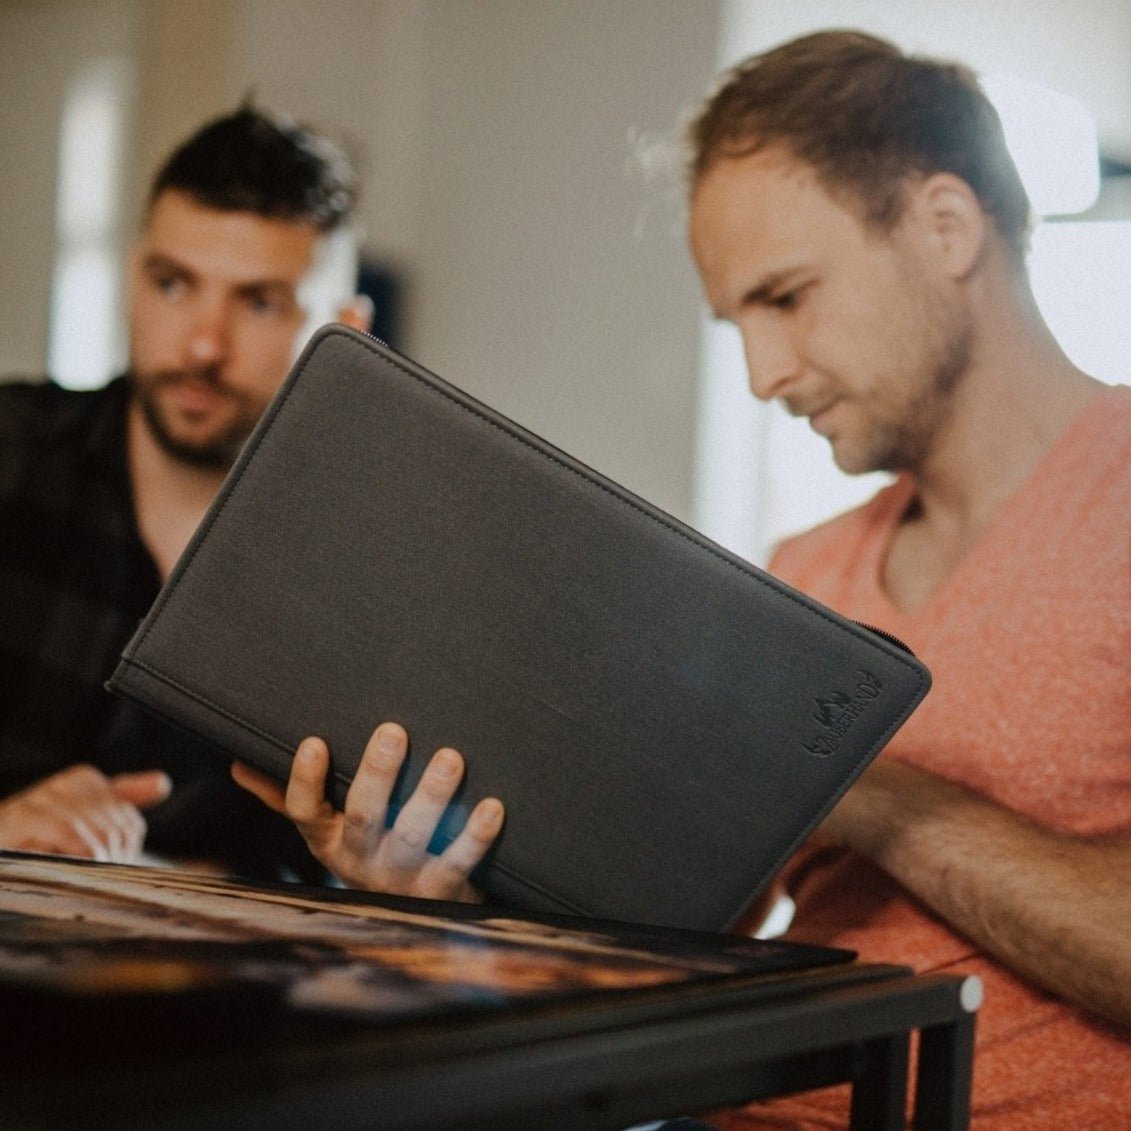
[688,30,1031,260]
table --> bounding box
[0,854,978,1130]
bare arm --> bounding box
[817,758,1131,1028]
[232,721,504,901]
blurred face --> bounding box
[689,146,971,475]
[127,190,330,468]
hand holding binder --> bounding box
[232,720,505,900]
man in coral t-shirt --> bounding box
[685,29,1131,1129]
[234,27,1129,1129]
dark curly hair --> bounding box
[148,102,357,232]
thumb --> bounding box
[230,761,288,815]
[110,770,173,809]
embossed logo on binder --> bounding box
[803,671,883,757]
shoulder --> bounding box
[0,379,60,435]
[1054,385,1131,508]
[1064,385,1131,581]
[1095,384,1131,453]
[1080,382,1131,434]
[1095,385,1131,482]
[0,377,128,446]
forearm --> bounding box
[826,759,1131,1028]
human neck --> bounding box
[127,399,229,581]
[919,285,1098,523]
[882,277,1103,612]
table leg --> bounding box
[912,1011,976,1131]
[849,1033,910,1131]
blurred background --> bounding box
[2,0,1129,564]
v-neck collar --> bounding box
[868,385,1126,630]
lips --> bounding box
[784,394,838,434]
[807,401,838,435]
[162,377,231,417]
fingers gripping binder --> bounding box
[109,326,930,931]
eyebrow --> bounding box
[234,279,295,299]
[141,251,193,276]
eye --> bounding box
[243,289,292,317]
[246,292,276,314]
[770,290,800,312]
[150,271,185,297]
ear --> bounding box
[335,294,375,333]
[908,173,988,280]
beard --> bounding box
[837,276,974,477]
[870,325,971,474]
[130,367,262,471]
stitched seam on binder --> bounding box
[481,860,589,914]
[119,657,591,914]
[122,658,296,753]
[122,645,906,923]
[119,663,357,796]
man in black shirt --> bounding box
[0,105,371,876]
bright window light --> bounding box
[48,249,120,390]
[982,74,1100,217]
[55,65,125,242]
[48,58,131,390]
[1030,220,1131,385]
[692,319,769,563]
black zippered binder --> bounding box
[109,326,930,931]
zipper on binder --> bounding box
[854,620,917,656]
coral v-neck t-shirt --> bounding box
[727,385,1131,1128]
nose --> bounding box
[185,298,231,368]
[741,321,802,402]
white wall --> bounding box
[405,1,714,514]
[221,0,429,272]
[0,0,143,377]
